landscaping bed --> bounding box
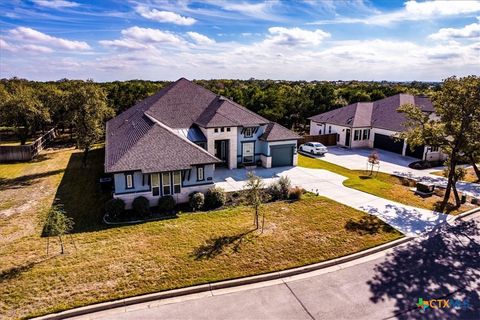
[0,147,401,319]
[298,154,476,215]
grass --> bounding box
[431,166,479,183]
[298,154,474,215]
[0,146,402,319]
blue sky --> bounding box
[0,0,479,81]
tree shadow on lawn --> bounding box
[47,148,110,234]
[345,215,396,235]
[0,169,65,191]
[367,219,480,319]
[192,229,256,260]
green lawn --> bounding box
[0,147,402,319]
[298,154,474,214]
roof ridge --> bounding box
[144,112,221,161]
[220,97,269,124]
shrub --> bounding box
[158,195,176,213]
[189,192,204,211]
[132,196,150,217]
[278,176,291,199]
[288,186,304,200]
[104,198,125,219]
[205,187,226,209]
[266,182,283,201]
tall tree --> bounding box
[0,83,50,144]
[69,83,114,166]
[399,75,480,211]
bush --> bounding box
[189,192,205,211]
[132,196,150,217]
[104,198,125,219]
[266,176,291,201]
[205,187,226,209]
[158,195,176,213]
[288,186,304,200]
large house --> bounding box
[105,78,300,207]
[308,94,446,161]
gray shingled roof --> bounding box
[308,94,434,132]
[259,122,302,141]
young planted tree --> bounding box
[44,205,75,255]
[398,75,480,211]
[244,172,265,231]
[69,83,114,166]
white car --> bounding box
[300,142,328,155]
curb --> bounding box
[34,236,412,320]
[452,207,480,220]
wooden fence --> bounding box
[298,133,337,146]
[0,128,56,162]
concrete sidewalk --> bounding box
[215,166,450,237]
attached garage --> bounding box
[373,133,404,154]
[270,145,294,167]
[406,144,425,159]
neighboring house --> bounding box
[308,94,446,161]
[105,78,300,207]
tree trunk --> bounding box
[440,156,457,212]
[452,182,461,208]
[261,211,265,234]
[59,235,64,254]
[255,207,259,230]
[82,147,89,167]
[469,155,480,181]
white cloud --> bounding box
[265,27,330,46]
[311,0,480,25]
[32,0,80,9]
[99,39,149,50]
[22,44,54,53]
[9,27,90,50]
[187,32,215,45]
[429,22,480,40]
[121,27,184,44]
[135,6,196,25]
[220,1,280,20]
[0,39,17,52]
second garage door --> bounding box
[271,145,294,167]
[373,133,404,154]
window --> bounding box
[221,127,225,132]
[196,142,207,150]
[430,146,439,152]
[151,173,159,196]
[162,172,171,195]
[214,128,218,133]
[354,130,361,141]
[197,166,204,181]
[362,129,370,140]
[319,129,322,135]
[142,174,149,186]
[173,171,181,194]
[336,133,340,142]
[244,127,253,138]
[125,173,134,189]
[226,127,231,132]
[329,126,332,134]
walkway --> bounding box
[320,147,480,197]
[74,213,480,320]
[214,166,450,237]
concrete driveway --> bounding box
[318,147,480,198]
[214,166,451,237]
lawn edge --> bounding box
[34,236,411,320]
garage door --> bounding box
[271,145,294,167]
[406,144,425,159]
[373,133,404,154]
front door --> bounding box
[242,142,254,164]
[345,129,351,147]
[215,140,229,167]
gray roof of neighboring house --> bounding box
[259,122,302,141]
[308,94,434,132]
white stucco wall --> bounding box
[203,127,238,169]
